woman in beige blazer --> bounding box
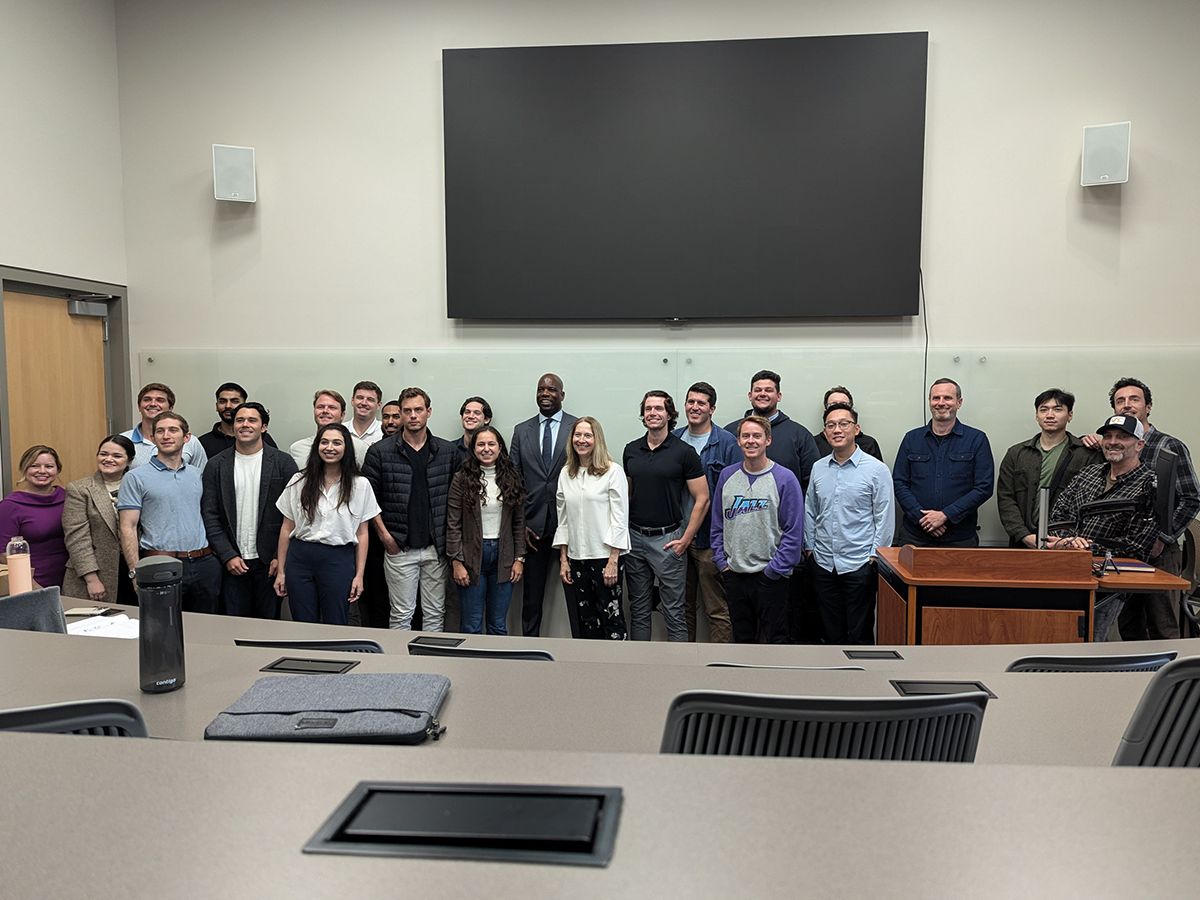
[62,434,137,603]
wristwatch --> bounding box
[514,556,525,563]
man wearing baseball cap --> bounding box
[1048,414,1158,641]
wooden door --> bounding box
[4,292,108,487]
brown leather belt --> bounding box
[140,547,213,560]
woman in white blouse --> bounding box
[274,423,380,624]
[553,416,629,640]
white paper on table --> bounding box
[66,613,140,639]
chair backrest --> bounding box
[1006,652,1178,673]
[0,586,66,634]
[1182,518,1200,591]
[1113,656,1200,767]
[406,642,554,662]
[1153,447,1178,534]
[0,699,148,737]
[706,662,866,671]
[660,690,988,762]
[234,638,383,654]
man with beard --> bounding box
[197,382,278,458]
[893,378,994,547]
[1050,415,1158,641]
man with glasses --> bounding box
[805,403,894,644]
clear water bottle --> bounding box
[136,556,186,693]
[5,535,33,595]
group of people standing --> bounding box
[2,369,1194,646]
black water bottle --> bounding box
[136,556,186,693]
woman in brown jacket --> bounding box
[446,426,526,634]
[62,434,137,603]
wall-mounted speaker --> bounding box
[1081,122,1130,187]
[213,144,257,202]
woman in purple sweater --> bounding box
[0,445,68,589]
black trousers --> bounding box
[811,561,876,645]
[522,534,580,637]
[221,557,281,619]
[724,571,790,644]
[354,530,390,629]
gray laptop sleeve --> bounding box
[204,673,449,744]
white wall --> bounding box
[0,0,126,284]
[111,0,1200,354]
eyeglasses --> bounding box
[823,421,856,432]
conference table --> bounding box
[69,599,1200,672]
[0,626,1174,766]
[1,730,1196,899]
[6,605,1200,897]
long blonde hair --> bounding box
[565,416,612,478]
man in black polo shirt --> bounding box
[623,390,709,641]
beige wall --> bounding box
[5,0,1198,351]
[0,0,126,284]
[109,0,1200,353]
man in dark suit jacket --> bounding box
[201,402,298,618]
[510,373,578,637]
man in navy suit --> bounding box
[201,402,299,618]
[510,373,578,636]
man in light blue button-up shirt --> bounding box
[805,403,894,644]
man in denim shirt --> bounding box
[893,378,994,547]
[674,381,741,642]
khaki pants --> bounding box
[684,546,732,643]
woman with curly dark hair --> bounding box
[274,423,380,624]
[446,425,526,634]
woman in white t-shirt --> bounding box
[274,423,380,624]
[553,416,629,640]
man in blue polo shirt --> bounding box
[118,411,221,613]
[893,378,994,547]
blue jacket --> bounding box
[673,424,741,549]
[893,420,994,543]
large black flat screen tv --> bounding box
[443,33,928,320]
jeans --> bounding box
[284,539,354,625]
[221,557,280,619]
[383,544,448,631]
[625,525,688,641]
[457,539,513,635]
[1093,592,1127,643]
[178,555,221,614]
[1118,541,1182,640]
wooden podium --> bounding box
[876,546,1097,645]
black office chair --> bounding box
[1112,656,1200,767]
[0,586,66,634]
[660,690,988,762]
[1006,652,1178,673]
[0,699,148,737]
[406,643,554,661]
[233,638,384,654]
[706,662,865,671]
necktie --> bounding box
[542,418,554,469]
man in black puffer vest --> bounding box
[362,387,463,631]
